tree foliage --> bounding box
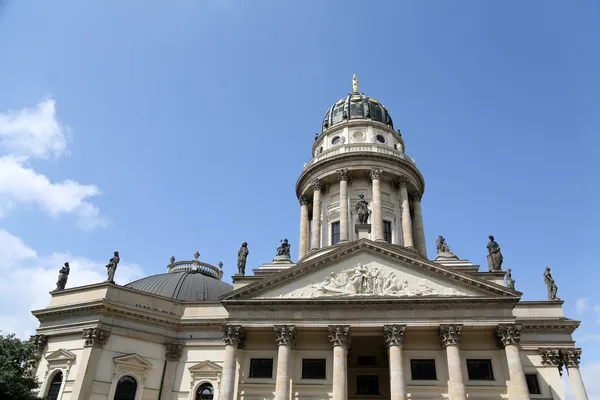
[0,333,41,400]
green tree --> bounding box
[0,333,41,400]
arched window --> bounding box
[196,383,214,400]
[114,375,137,400]
[46,371,63,400]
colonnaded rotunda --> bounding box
[30,76,589,400]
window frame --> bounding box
[301,358,326,380]
[249,358,274,379]
[383,220,392,243]
[46,370,63,400]
[410,359,437,381]
[466,359,495,381]
[331,221,340,245]
[525,373,542,395]
[113,375,138,400]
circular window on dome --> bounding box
[332,136,341,145]
[376,134,386,143]
[352,131,365,142]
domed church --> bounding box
[31,76,588,400]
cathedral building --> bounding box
[31,76,588,400]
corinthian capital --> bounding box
[328,325,351,348]
[82,327,110,348]
[410,191,422,202]
[394,175,409,188]
[274,325,297,347]
[222,325,245,348]
[299,195,308,206]
[29,334,47,357]
[496,324,522,347]
[538,348,563,366]
[439,324,463,347]
[337,168,349,182]
[383,325,406,347]
[311,178,322,191]
[165,343,183,361]
[369,168,383,181]
[561,348,582,368]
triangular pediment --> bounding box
[113,353,152,369]
[189,360,222,372]
[222,240,519,302]
[45,349,76,362]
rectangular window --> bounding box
[331,221,340,244]
[466,359,494,381]
[249,358,273,378]
[525,374,542,394]
[302,359,326,379]
[410,359,437,380]
[356,375,379,395]
[357,356,376,366]
[383,220,392,243]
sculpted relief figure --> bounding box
[237,242,249,276]
[105,251,120,283]
[55,262,70,291]
[487,235,503,271]
[355,194,370,224]
[544,267,559,300]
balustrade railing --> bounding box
[304,143,414,170]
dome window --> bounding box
[376,134,386,143]
[332,136,341,145]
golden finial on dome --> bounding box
[352,74,359,93]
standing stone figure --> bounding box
[505,268,515,290]
[544,267,559,300]
[237,242,249,276]
[105,251,120,283]
[276,239,291,258]
[355,194,370,224]
[55,262,70,291]
[486,235,503,271]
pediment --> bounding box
[223,240,519,302]
[113,353,152,369]
[189,360,222,372]
[45,349,76,362]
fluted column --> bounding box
[563,349,588,400]
[160,343,183,400]
[298,196,309,259]
[274,326,297,400]
[70,328,110,400]
[337,169,349,243]
[219,325,245,400]
[311,179,322,250]
[384,325,407,400]
[497,324,530,400]
[397,177,413,248]
[329,325,350,400]
[410,192,427,257]
[439,325,466,400]
[370,169,384,241]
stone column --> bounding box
[160,343,183,400]
[410,192,427,257]
[497,324,530,400]
[439,325,466,400]
[397,177,413,248]
[311,179,322,250]
[70,328,111,400]
[329,325,351,400]
[370,168,384,241]
[384,325,407,400]
[219,325,245,400]
[337,169,350,243]
[563,348,588,400]
[274,325,297,400]
[298,196,309,259]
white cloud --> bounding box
[576,298,589,315]
[0,98,108,229]
[0,229,144,338]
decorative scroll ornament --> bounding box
[439,324,463,347]
[383,325,406,347]
[496,324,522,347]
[165,343,183,361]
[222,325,245,348]
[82,328,110,348]
[328,325,351,348]
[274,325,297,347]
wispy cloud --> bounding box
[576,298,589,315]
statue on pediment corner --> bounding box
[505,268,515,290]
[435,236,459,260]
[105,251,120,283]
[237,242,249,276]
[55,262,70,291]
[544,267,559,300]
[487,235,503,271]
[276,239,291,258]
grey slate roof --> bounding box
[125,270,233,301]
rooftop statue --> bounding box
[544,267,559,300]
[505,268,515,290]
[435,236,459,260]
[55,262,70,291]
[352,74,359,93]
[105,251,120,283]
[355,194,370,225]
[487,235,503,271]
[276,239,291,258]
[237,242,249,276]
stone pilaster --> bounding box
[439,325,465,400]
[329,325,350,400]
[562,349,588,400]
[370,169,384,241]
[311,179,322,250]
[497,324,529,400]
[274,326,297,400]
[384,325,406,400]
[298,196,309,259]
[410,191,427,257]
[219,325,245,400]
[337,169,350,243]
[396,177,413,248]
[160,343,183,400]
[71,328,111,400]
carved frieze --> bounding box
[222,325,245,348]
[383,325,406,347]
[439,324,463,347]
[82,328,110,348]
[328,325,351,348]
[496,324,522,347]
[274,325,297,347]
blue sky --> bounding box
[0,0,599,395]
